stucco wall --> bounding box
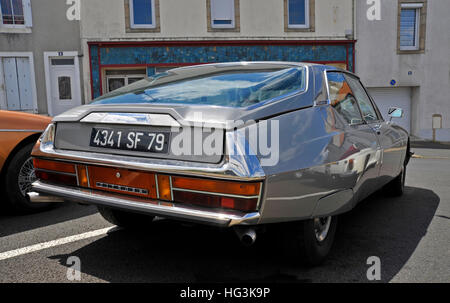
[80,0,354,40]
[356,0,450,140]
[0,0,82,114]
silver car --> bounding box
[30,62,410,265]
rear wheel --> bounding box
[97,206,155,228]
[386,165,406,197]
[283,216,338,266]
[386,145,409,197]
[3,142,52,213]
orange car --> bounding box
[0,110,53,212]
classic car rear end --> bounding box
[30,62,410,265]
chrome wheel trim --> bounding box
[18,157,36,196]
[314,216,332,242]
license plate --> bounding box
[90,127,170,153]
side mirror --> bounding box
[388,107,404,120]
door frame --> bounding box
[44,51,82,116]
[0,51,38,113]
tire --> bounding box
[97,206,155,228]
[386,147,408,197]
[3,142,52,213]
[283,216,338,266]
[386,165,406,197]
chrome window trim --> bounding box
[80,112,181,127]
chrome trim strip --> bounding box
[80,112,181,127]
[32,181,260,227]
[155,174,160,199]
[256,183,263,209]
[0,129,44,132]
[75,166,80,186]
[35,168,77,177]
[85,165,90,187]
[169,176,174,201]
[171,187,260,200]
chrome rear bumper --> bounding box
[31,181,260,227]
[28,191,64,203]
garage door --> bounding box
[367,87,411,133]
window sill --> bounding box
[285,27,314,32]
[125,27,160,33]
[397,49,425,55]
[0,27,32,34]
[207,27,240,33]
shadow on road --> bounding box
[50,186,439,283]
[0,203,98,237]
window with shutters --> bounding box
[207,0,239,32]
[0,0,32,28]
[397,1,427,53]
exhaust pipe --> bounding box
[234,227,257,247]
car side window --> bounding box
[327,72,363,125]
[345,75,380,123]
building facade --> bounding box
[80,0,356,99]
[356,0,450,141]
[0,0,83,116]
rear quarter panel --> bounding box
[0,111,52,173]
[254,105,380,223]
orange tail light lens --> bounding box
[33,158,76,174]
[171,176,260,197]
[76,165,89,188]
[157,174,172,201]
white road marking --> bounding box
[0,226,117,261]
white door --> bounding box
[49,57,81,116]
[368,87,412,133]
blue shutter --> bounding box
[400,9,417,47]
[132,0,153,25]
[288,0,306,25]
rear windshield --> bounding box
[93,66,306,108]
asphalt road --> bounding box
[0,146,449,283]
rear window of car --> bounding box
[93,67,306,108]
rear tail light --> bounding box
[171,176,261,212]
[35,170,78,186]
[172,190,258,212]
[33,158,76,174]
[33,158,262,212]
[171,176,260,196]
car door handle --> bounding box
[371,124,382,135]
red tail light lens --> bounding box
[172,190,258,212]
[35,170,78,186]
